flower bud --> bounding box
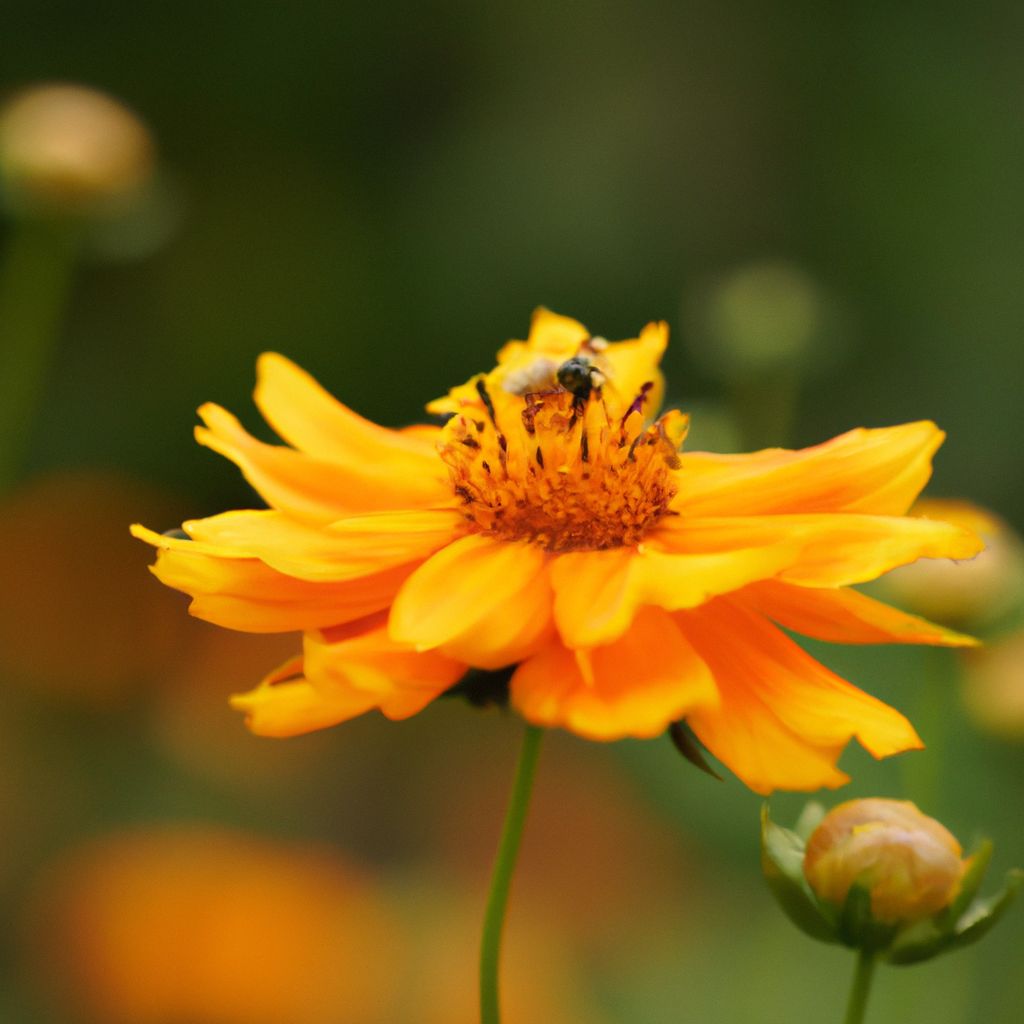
[0,83,155,216]
[763,801,1020,963]
[880,500,1024,628]
[803,799,964,925]
[682,261,843,378]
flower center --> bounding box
[438,378,684,551]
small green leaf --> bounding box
[760,805,837,943]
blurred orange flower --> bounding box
[26,826,400,1024]
[135,310,982,793]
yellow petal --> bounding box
[600,319,668,416]
[230,656,380,737]
[520,307,591,354]
[388,534,553,669]
[131,524,409,632]
[181,508,464,581]
[733,579,977,647]
[550,542,802,648]
[305,617,464,718]
[511,607,717,740]
[254,352,441,466]
[674,421,945,517]
[195,402,449,524]
[230,621,465,737]
[678,600,922,794]
[652,512,983,588]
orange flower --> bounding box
[134,310,982,793]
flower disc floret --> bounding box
[439,378,686,552]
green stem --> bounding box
[0,218,82,489]
[843,949,877,1024]
[479,723,544,1024]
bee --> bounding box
[555,355,605,401]
[502,336,610,402]
[501,357,559,396]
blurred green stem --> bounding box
[901,647,955,815]
[844,949,877,1024]
[0,218,82,489]
[479,723,543,1024]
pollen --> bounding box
[438,380,686,552]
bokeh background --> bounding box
[2,3,1023,1022]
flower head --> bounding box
[134,309,983,794]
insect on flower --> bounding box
[133,309,984,794]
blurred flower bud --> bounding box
[683,261,843,377]
[0,83,155,217]
[880,500,1024,628]
[961,629,1024,740]
[762,802,1020,963]
[803,799,963,925]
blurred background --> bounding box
[1,3,1023,1022]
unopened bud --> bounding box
[0,83,155,216]
[803,799,964,925]
[683,261,840,378]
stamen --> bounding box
[438,383,680,552]
[475,378,498,426]
[621,381,654,427]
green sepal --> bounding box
[668,721,722,781]
[760,805,838,943]
[793,801,826,842]
[885,918,949,965]
[947,869,1023,951]
[838,882,897,952]
[943,839,993,926]
[886,866,1022,965]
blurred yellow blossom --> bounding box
[961,629,1024,739]
[879,499,1023,628]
